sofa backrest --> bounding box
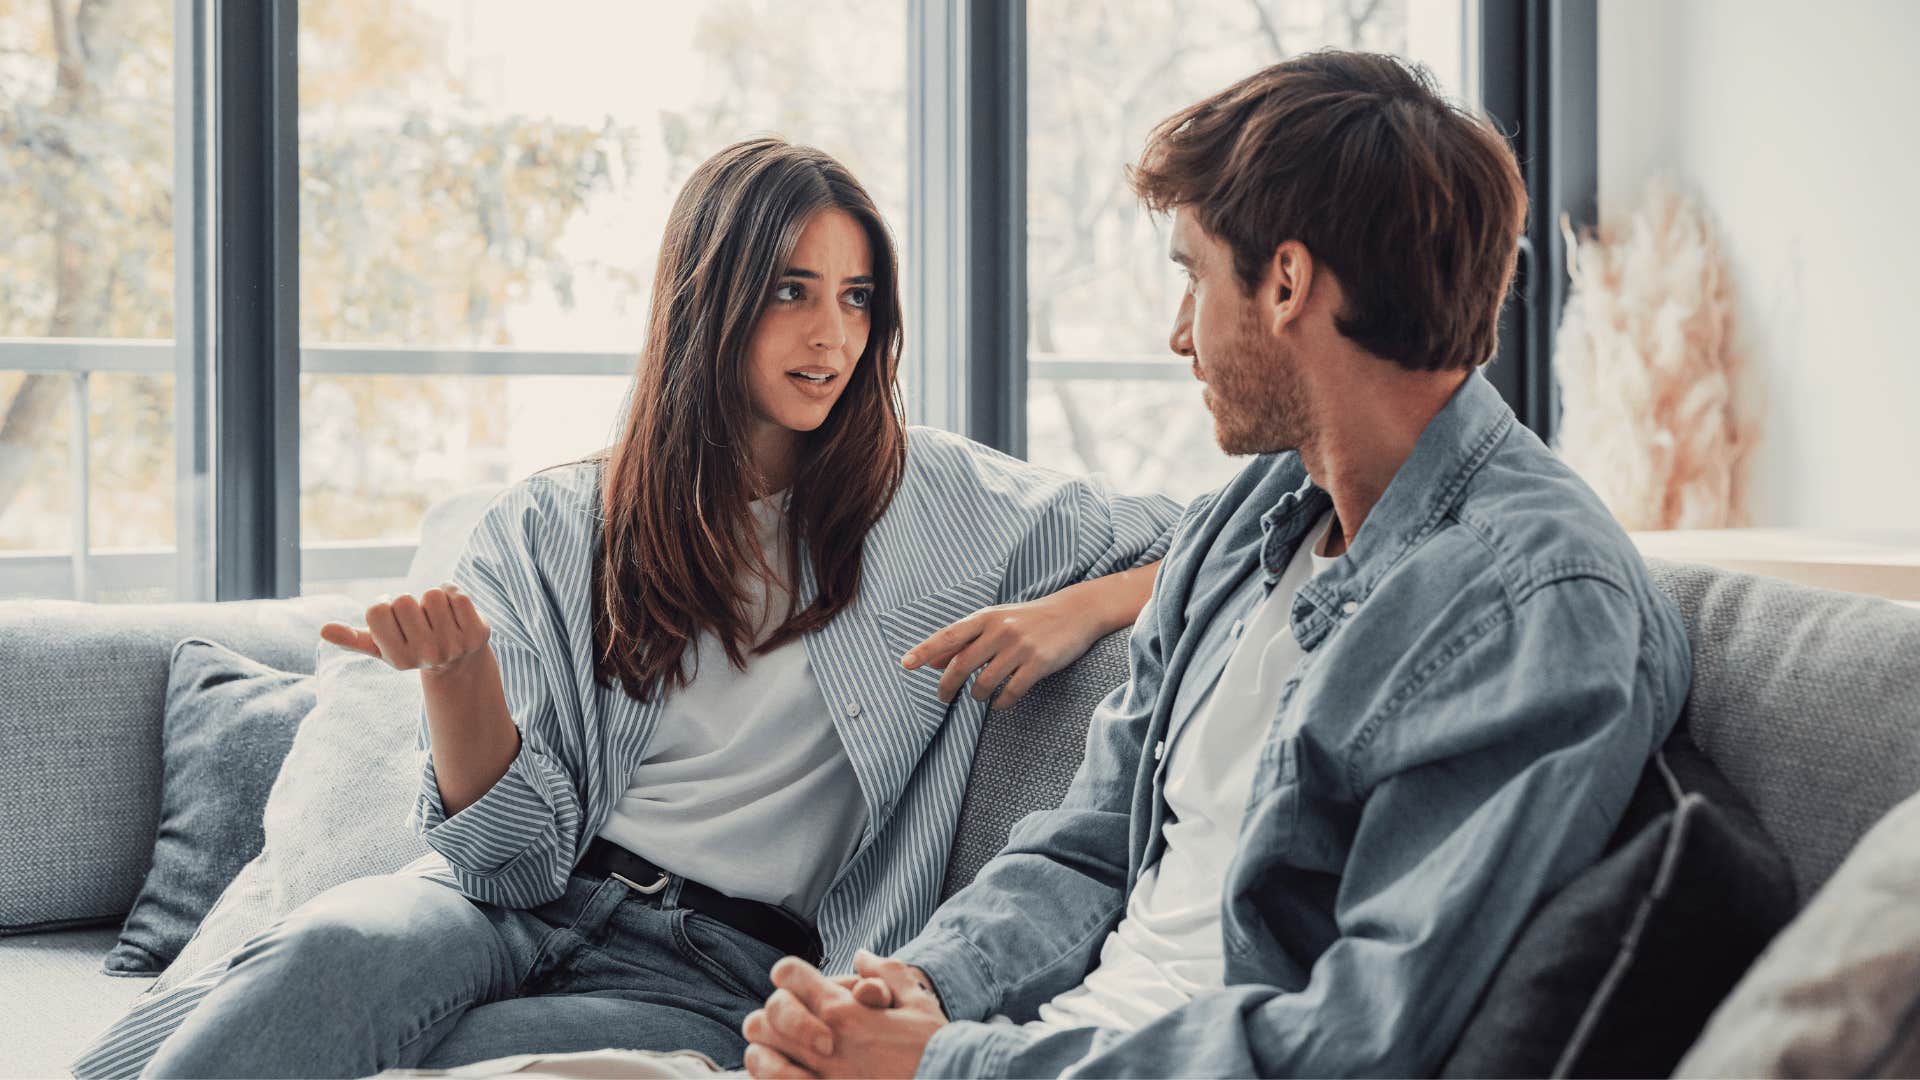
[1644,558,1920,897]
[940,630,1132,900]
[0,596,357,934]
[10,558,1915,930]
[941,561,1920,903]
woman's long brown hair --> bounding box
[581,138,906,703]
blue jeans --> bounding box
[143,869,783,1078]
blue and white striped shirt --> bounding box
[70,426,1180,1079]
[408,426,1181,970]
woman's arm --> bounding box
[902,558,1161,710]
[418,644,519,818]
[321,583,518,817]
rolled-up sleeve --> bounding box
[1075,478,1181,578]
[406,483,590,908]
[999,473,1181,606]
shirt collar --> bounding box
[1255,372,1516,648]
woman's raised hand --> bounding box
[901,590,1108,711]
[319,582,491,676]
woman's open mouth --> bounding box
[788,369,841,397]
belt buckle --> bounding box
[612,870,670,895]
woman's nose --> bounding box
[811,304,848,351]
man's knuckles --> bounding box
[765,991,816,1033]
[817,996,865,1026]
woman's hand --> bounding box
[902,588,1109,711]
[903,563,1159,710]
[319,582,490,679]
[324,583,515,816]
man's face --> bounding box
[1166,208,1309,455]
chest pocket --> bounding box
[1241,662,1314,865]
[1246,730,1301,838]
[1222,723,1303,964]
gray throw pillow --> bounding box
[151,641,432,993]
[1676,786,1920,1078]
[103,641,315,976]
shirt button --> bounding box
[1341,601,1359,616]
[844,701,861,717]
[1153,740,1166,761]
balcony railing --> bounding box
[2,337,1190,602]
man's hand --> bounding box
[742,950,947,1079]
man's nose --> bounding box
[1169,293,1195,357]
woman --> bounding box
[77,139,1179,1078]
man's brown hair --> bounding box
[1130,50,1528,373]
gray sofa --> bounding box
[3,550,1918,1078]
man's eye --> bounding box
[774,282,804,302]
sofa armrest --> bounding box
[0,595,358,934]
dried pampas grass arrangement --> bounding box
[1554,178,1753,530]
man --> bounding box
[741,51,1692,1079]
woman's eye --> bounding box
[845,287,872,309]
[774,282,804,302]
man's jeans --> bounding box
[143,870,783,1078]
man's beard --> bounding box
[1205,306,1310,456]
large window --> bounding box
[0,1,177,601]
[295,0,906,598]
[1025,0,1472,500]
[3,0,1568,603]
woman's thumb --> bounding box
[319,623,375,656]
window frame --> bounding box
[5,0,1595,601]
[194,0,303,600]
[1480,0,1598,447]
[993,0,1597,458]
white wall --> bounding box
[1598,0,1920,529]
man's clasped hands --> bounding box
[739,951,949,1080]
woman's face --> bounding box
[743,208,875,455]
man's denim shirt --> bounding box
[895,374,1693,1078]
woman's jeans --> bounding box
[142,868,784,1078]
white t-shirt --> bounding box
[1031,510,1338,1033]
[596,491,867,920]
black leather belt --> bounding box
[580,836,822,965]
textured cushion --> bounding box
[0,928,148,1080]
[1646,559,1920,896]
[152,642,430,993]
[1440,733,1797,1078]
[103,642,316,976]
[941,629,1130,900]
[0,596,360,936]
[1676,786,1920,1078]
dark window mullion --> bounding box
[210,0,300,599]
[1479,0,1596,444]
[962,0,1026,457]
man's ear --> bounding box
[1265,240,1314,337]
